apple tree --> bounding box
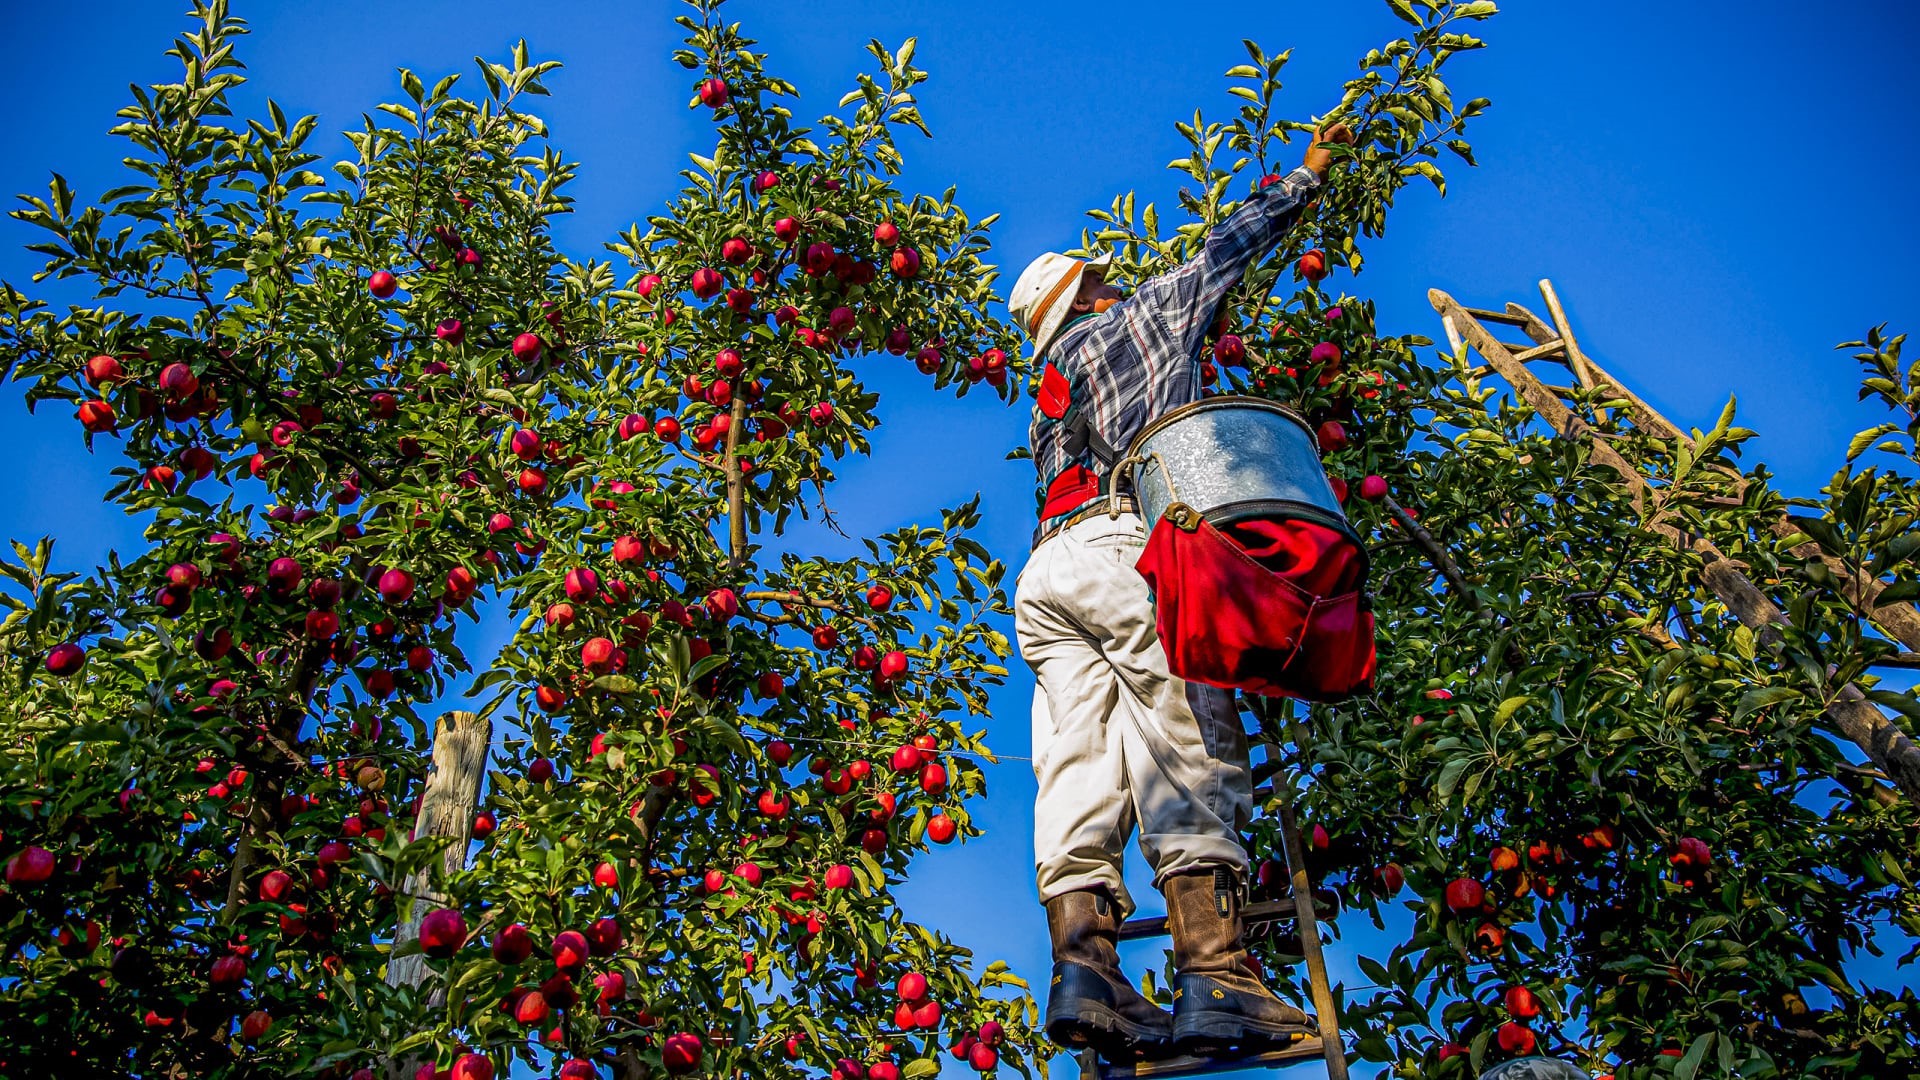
[0,2,1038,1077]
[1074,1,1920,1077]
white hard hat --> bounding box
[1009,250,1112,359]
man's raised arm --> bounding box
[1128,122,1354,359]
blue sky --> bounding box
[4,3,1918,1077]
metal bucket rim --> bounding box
[1125,395,1317,460]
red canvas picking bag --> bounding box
[1133,507,1374,702]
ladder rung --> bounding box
[1460,306,1534,327]
[1115,899,1314,941]
[1091,1041,1330,1078]
[1510,340,1566,363]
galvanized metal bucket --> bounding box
[1111,396,1358,544]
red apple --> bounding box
[873,221,900,246]
[926,814,957,844]
[1316,420,1347,453]
[825,864,854,890]
[77,399,117,433]
[493,923,533,964]
[879,651,908,682]
[84,354,124,386]
[552,929,590,972]
[663,1032,704,1074]
[919,761,948,796]
[1673,836,1711,867]
[588,916,623,956]
[696,78,729,108]
[45,643,86,677]
[514,989,550,1025]
[240,1009,273,1041]
[1504,985,1541,1019]
[377,568,415,604]
[1495,1021,1536,1055]
[1298,249,1328,283]
[1358,474,1388,502]
[691,267,724,299]
[581,637,616,673]
[450,1054,493,1080]
[419,908,467,957]
[259,869,293,902]
[209,953,246,991]
[6,846,56,885]
[511,332,544,364]
[368,270,398,298]
[897,971,928,1002]
[1443,877,1484,912]
[890,248,921,278]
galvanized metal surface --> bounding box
[1122,397,1346,534]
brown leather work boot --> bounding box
[1044,889,1174,1060]
[1164,866,1317,1058]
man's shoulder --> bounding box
[1045,314,1108,368]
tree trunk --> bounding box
[384,710,491,1079]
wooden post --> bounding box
[1434,288,1920,808]
[724,393,749,569]
[387,710,492,991]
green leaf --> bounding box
[592,674,640,695]
[1874,579,1920,606]
[1733,686,1799,721]
[688,652,730,684]
[1674,1033,1712,1080]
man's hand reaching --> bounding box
[1303,120,1356,179]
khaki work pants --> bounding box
[1015,510,1252,919]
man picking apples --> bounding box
[1008,117,1353,1061]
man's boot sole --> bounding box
[1047,1000,1176,1063]
[1172,1012,1317,1060]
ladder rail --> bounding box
[1275,711,1349,1080]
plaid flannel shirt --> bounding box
[1029,165,1324,521]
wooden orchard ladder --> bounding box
[1077,715,1350,1080]
[1431,281,1920,808]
